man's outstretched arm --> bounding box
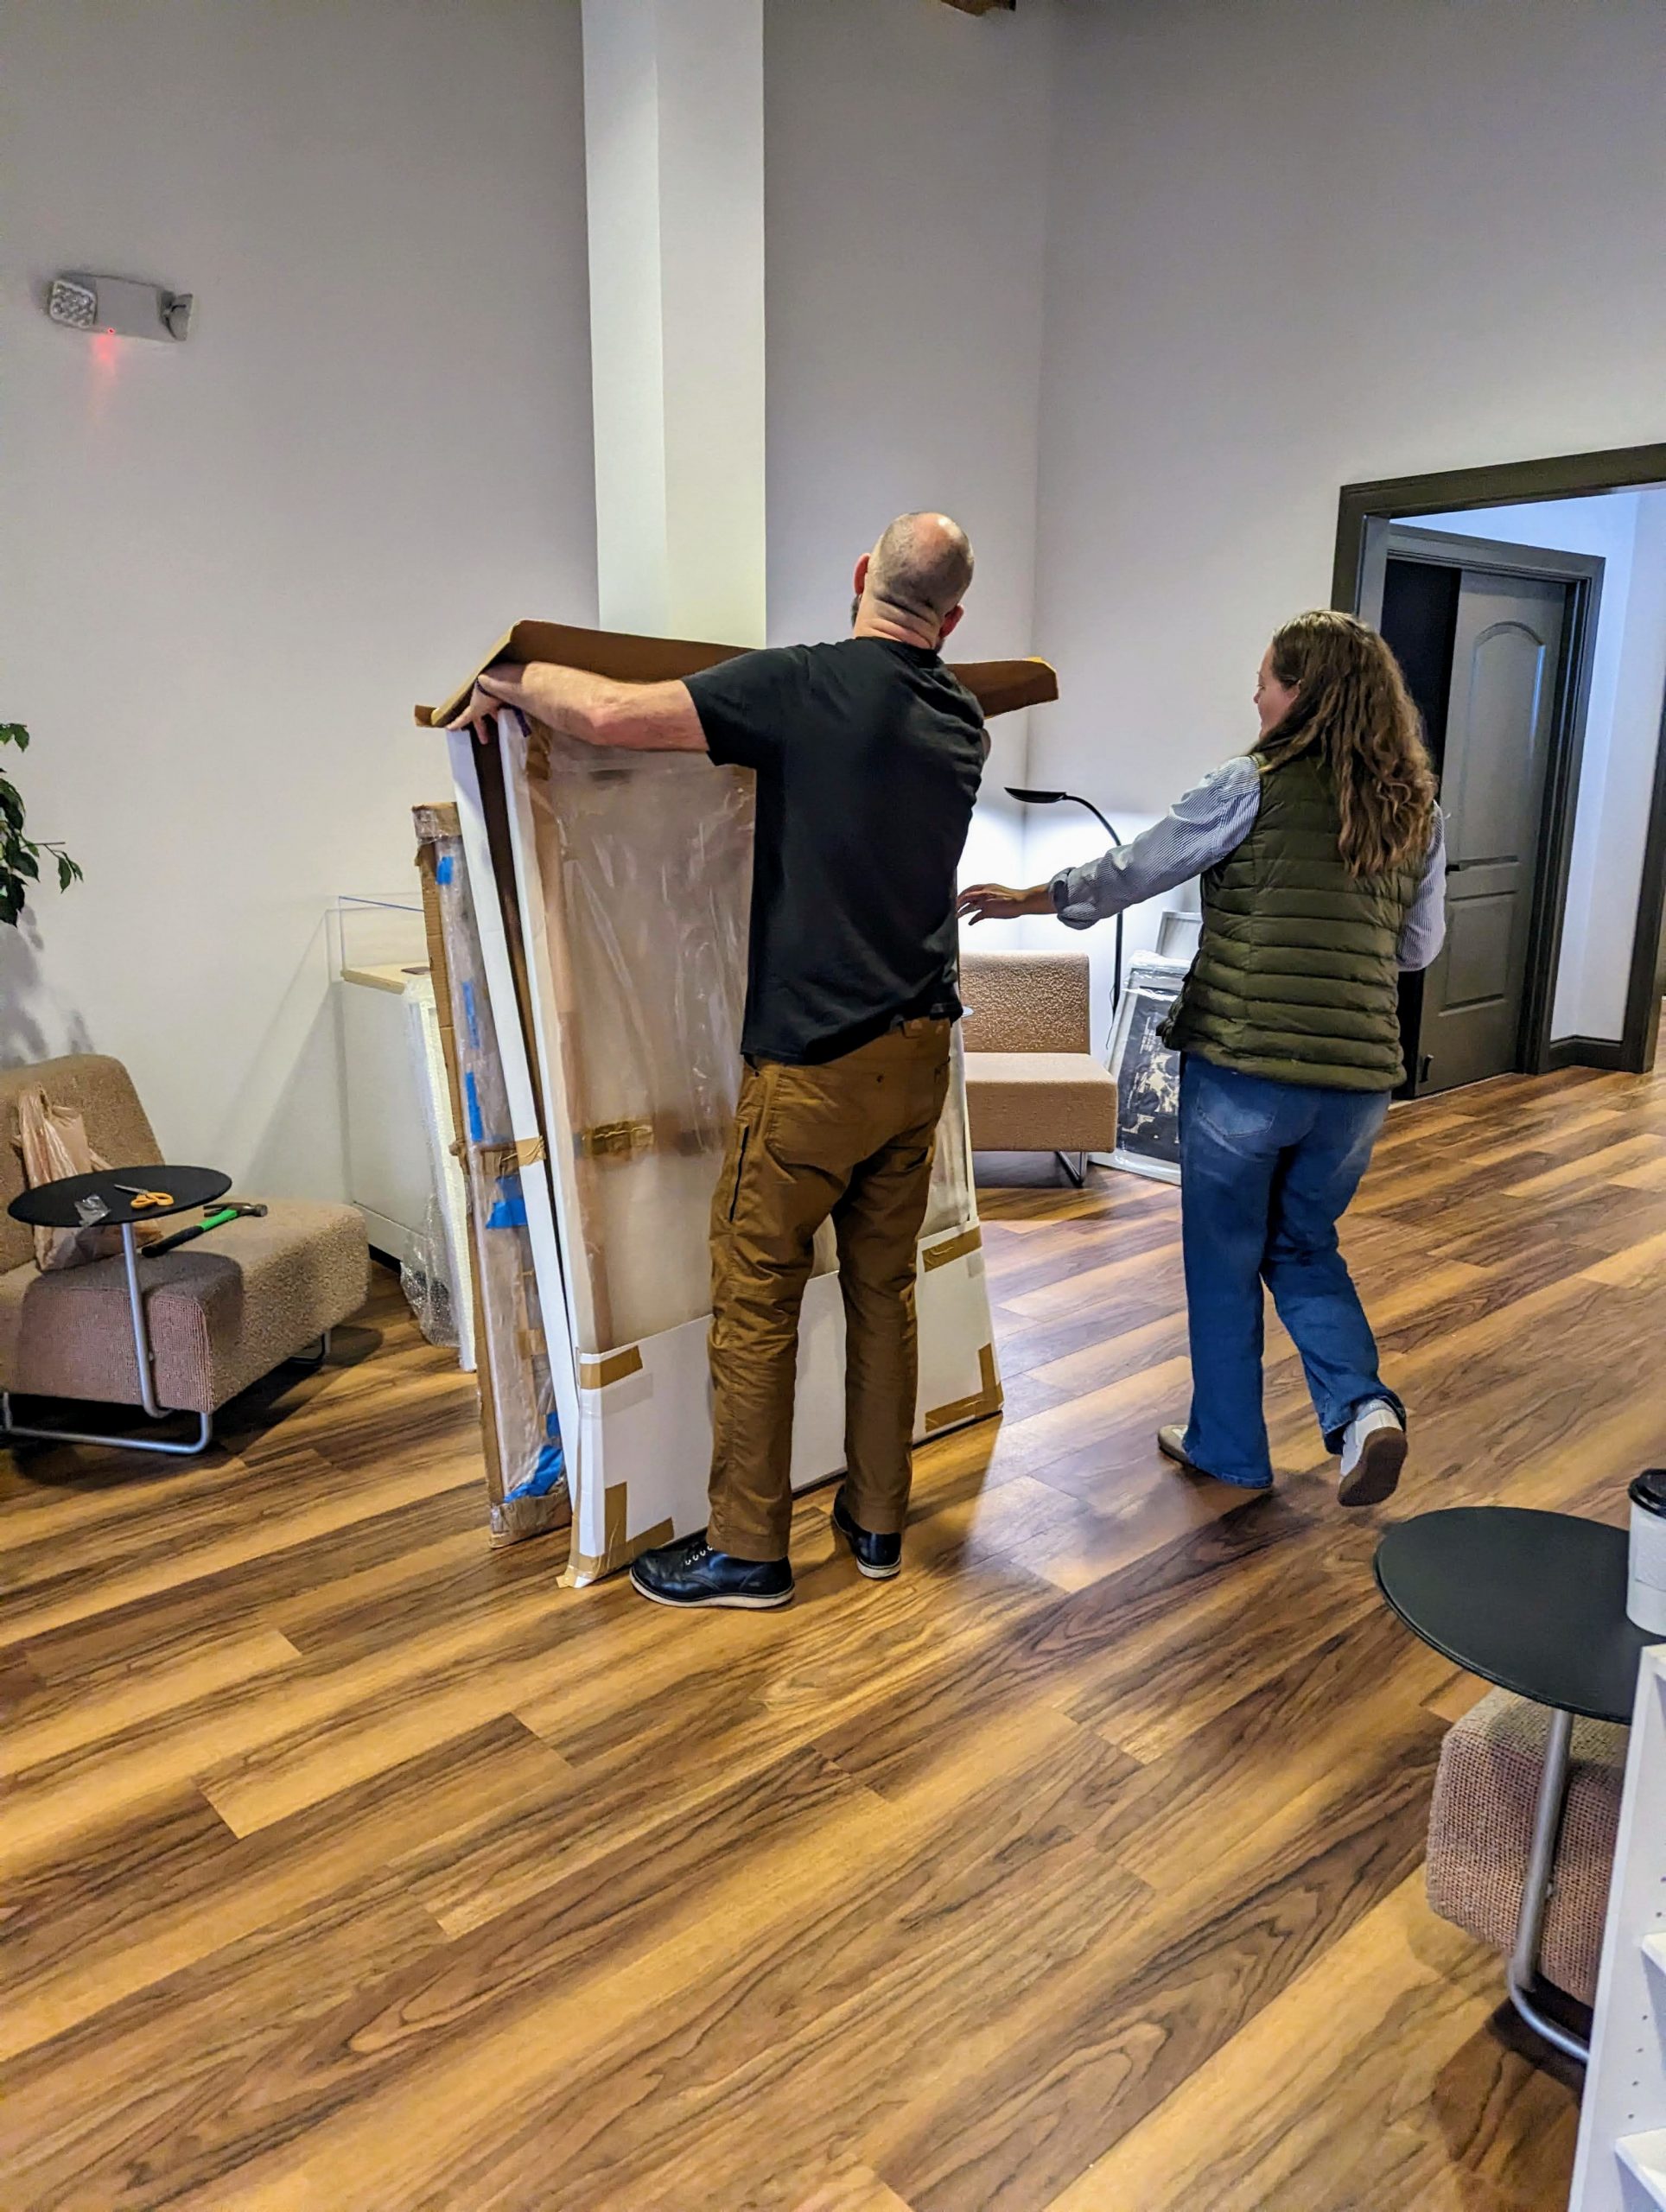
[445,661,708,753]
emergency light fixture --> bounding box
[47,274,194,341]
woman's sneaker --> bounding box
[1338,1402,1407,1508]
[1156,1426,1273,1492]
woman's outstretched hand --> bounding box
[956,881,1055,925]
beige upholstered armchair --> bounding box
[959,950,1119,1183]
[0,1055,369,1456]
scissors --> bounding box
[111,1182,175,1210]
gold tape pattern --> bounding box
[922,1343,1002,1434]
[922,1224,982,1272]
[579,1344,645,1391]
[561,1477,674,1587]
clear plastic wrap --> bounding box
[397,972,474,1361]
[522,732,839,1355]
[515,728,989,1356]
[425,822,567,1545]
[399,1189,460,1348]
[921,1025,976,1241]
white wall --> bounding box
[1031,0,1666,938]
[763,0,1056,891]
[0,0,595,1197]
[1409,493,1666,1040]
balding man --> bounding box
[455,514,984,1610]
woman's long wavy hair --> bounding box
[1258,610,1438,879]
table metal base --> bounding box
[1,1217,332,1462]
[1506,1705,1590,2063]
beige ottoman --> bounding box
[1427,1687,1626,2005]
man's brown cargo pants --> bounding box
[706,1018,952,1562]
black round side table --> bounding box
[6,1165,232,1456]
[1377,1506,1652,2063]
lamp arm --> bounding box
[1069,797,1124,848]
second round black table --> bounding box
[1377,1506,1651,2062]
[6,1165,232,1454]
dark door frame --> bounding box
[1366,524,1603,1084]
[1332,442,1666,1076]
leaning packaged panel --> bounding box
[416,803,568,1547]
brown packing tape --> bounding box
[922,1224,982,1272]
[411,800,461,842]
[561,1478,675,1587]
[490,1488,572,1550]
[471,1135,545,1179]
[579,1344,645,1391]
[923,1343,1002,1434]
[416,618,1058,730]
[576,1110,720,1164]
[576,1117,655,1162]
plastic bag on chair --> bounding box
[14,1086,125,1272]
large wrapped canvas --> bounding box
[422,623,1054,1583]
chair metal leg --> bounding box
[0,1393,213,1458]
[0,1221,215,1459]
[286,1328,332,1372]
[1505,1704,1589,2063]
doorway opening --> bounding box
[1333,443,1666,1089]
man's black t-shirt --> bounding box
[685,639,987,1065]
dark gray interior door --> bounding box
[1418,570,1567,1093]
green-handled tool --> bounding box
[143,1200,267,1257]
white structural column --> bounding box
[582,0,766,645]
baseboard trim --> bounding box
[1547,1035,1628,1072]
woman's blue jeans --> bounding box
[1179,1055,1402,1488]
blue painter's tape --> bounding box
[503,1438,566,1505]
[486,1188,528,1230]
[464,1070,485,1143]
[461,980,481,1052]
[436,854,455,885]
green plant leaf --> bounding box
[0,723,29,751]
[12,843,39,882]
[56,853,82,892]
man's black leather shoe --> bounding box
[629,1531,793,1610]
[831,1487,902,1580]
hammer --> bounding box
[143,1200,268,1257]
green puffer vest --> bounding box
[1161,751,1422,1092]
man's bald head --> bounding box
[866,512,976,630]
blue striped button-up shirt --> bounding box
[1049,754,1448,973]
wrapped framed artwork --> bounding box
[416,622,1055,1584]
[1103,956,1190,1184]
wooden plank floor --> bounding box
[4,1063,1665,2210]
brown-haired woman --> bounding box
[959,611,1446,1505]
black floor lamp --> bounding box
[1008,786,1125,1010]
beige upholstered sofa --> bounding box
[0,1055,368,1452]
[959,950,1119,1180]
[1427,1688,1625,2007]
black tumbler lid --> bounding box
[1630,1470,1666,1516]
